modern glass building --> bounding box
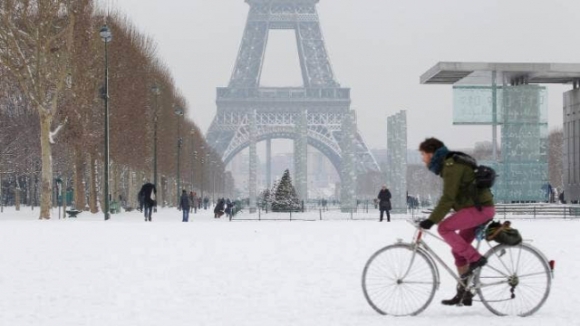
[453,84,548,202]
[386,111,407,212]
[421,62,580,203]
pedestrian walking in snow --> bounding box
[138,182,157,222]
[377,185,391,222]
[179,189,191,222]
[214,198,225,218]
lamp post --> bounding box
[200,157,204,203]
[200,149,207,203]
[193,151,198,188]
[152,84,160,189]
[100,24,112,221]
[211,161,217,203]
[190,129,196,191]
[152,84,160,212]
[174,107,184,206]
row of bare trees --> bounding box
[0,0,226,218]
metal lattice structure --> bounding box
[207,0,379,212]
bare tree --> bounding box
[0,2,227,216]
[58,0,99,211]
[1,62,41,210]
[0,0,78,219]
[407,164,441,205]
[470,141,500,162]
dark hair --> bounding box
[419,137,445,154]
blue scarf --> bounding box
[428,146,449,175]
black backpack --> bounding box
[448,152,496,209]
[473,165,496,189]
[449,152,496,189]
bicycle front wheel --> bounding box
[362,243,438,316]
[475,243,551,316]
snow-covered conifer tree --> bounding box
[271,169,300,212]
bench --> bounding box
[66,209,82,218]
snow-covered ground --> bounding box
[0,206,575,326]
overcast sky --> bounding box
[102,0,577,150]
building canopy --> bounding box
[421,62,580,85]
[420,61,559,203]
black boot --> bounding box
[460,256,488,278]
[441,282,473,306]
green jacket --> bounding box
[428,156,494,224]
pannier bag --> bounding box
[485,220,522,246]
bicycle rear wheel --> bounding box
[362,243,438,316]
[475,243,551,316]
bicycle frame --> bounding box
[363,219,553,316]
[402,220,481,288]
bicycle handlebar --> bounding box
[407,216,426,228]
[406,217,445,243]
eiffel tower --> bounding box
[206,0,379,212]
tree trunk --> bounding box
[74,146,86,210]
[112,163,119,205]
[14,185,20,211]
[128,168,134,209]
[28,175,33,210]
[161,175,167,208]
[88,152,98,213]
[99,159,105,214]
[39,111,53,219]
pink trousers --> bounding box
[437,206,495,267]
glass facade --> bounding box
[453,85,548,203]
[386,111,407,212]
[453,86,548,125]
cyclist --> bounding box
[418,137,495,306]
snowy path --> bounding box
[0,207,575,325]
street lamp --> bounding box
[151,84,160,212]
[211,161,217,203]
[152,84,160,188]
[100,24,112,221]
[200,149,207,203]
[190,129,196,191]
[193,151,198,185]
[174,107,184,206]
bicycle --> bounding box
[361,218,554,316]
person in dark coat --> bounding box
[377,185,392,222]
[179,189,191,222]
[138,182,157,222]
[214,198,225,218]
[225,199,233,218]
